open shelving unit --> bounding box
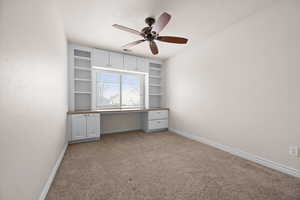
[148,62,163,107]
[69,46,93,111]
[149,75,161,79]
[68,44,164,111]
[74,66,91,71]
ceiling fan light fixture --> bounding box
[112,12,188,55]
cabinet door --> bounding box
[71,114,86,140]
[137,58,149,72]
[92,49,109,67]
[86,114,100,138]
[109,52,123,69]
[124,55,137,71]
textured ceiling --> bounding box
[57,0,276,60]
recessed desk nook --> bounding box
[67,108,169,143]
[67,43,168,143]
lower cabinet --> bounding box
[70,113,100,142]
[69,110,168,140]
[148,119,168,130]
[71,114,87,140]
[145,110,169,132]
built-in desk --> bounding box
[67,107,169,115]
[67,108,169,143]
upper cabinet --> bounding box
[69,43,162,111]
[89,45,154,73]
[124,55,137,71]
[92,49,109,67]
[137,58,149,72]
[92,50,123,69]
[109,52,123,69]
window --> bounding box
[93,70,145,109]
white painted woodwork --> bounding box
[148,110,168,120]
[146,109,169,132]
[148,119,168,130]
[70,113,100,142]
[71,114,87,140]
[109,52,123,69]
[69,109,168,140]
[86,114,101,138]
[92,49,109,67]
[69,43,163,112]
[137,58,149,72]
[124,55,137,71]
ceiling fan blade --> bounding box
[157,36,188,44]
[122,40,146,48]
[149,41,158,55]
[112,24,143,36]
[152,12,171,34]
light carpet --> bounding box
[46,131,300,200]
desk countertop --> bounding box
[67,107,169,115]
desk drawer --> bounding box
[148,119,168,130]
[148,110,168,120]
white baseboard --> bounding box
[39,143,68,200]
[170,128,300,178]
[101,128,142,135]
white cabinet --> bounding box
[137,58,149,72]
[70,113,100,142]
[109,52,123,69]
[148,119,168,130]
[71,114,87,140]
[145,109,168,132]
[91,47,152,73]
[92,49,109,67]
[92,49,123,69]
[148,110,168,120]
[86,114,101,138]
[124,55,137,71]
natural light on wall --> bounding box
[92,69,145,109]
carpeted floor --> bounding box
[46,131,300,200]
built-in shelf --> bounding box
[74,56,91,60]
[150,67,161,71]
[70,45,164,110]
[74,67,91,71]
[74,78,91,82]
[149,84,161,87]
[149,61,162,109]
[74,91,91,94]
[149,75,161,79]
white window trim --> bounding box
[91,66,149,110]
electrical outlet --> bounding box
[289,146,299,157]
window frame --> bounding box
[91,67,148,110]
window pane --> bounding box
[96,71,120,83]
[96,72,120,108]
[95,70,144,109]
[122,74,141,107]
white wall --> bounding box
[0,0,67,200]
[163,0,300,170]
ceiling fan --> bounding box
[112,12,188,55]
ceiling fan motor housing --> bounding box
[143,17,158,41]
[145,17,155,26]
